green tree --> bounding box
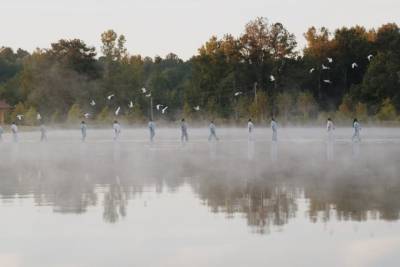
[11,102,26,123]
[355,102,368,122]
[126,103,144,124]
[296,92,317,120]
[276,92,293,122]
[377,98,397,121]
[182,101,193,121]
[249,91,269,122]
[67,104,82,124]
[51,110,63,124]
[24,106,38,126]
[97,106,112,123]
[336,94,353,121]
[49,39,98,78]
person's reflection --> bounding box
[326,139,334,161]
[270,141,278,161]
[103,176,127,223]
[10,142,20,164]
[113,141,121,163]
[352,140,360,159]
[247,140,255,160]
[209,140,217,159]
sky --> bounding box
[0,0,399,59]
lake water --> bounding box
[0,127,400,267]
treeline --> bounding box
[0,17,400,125]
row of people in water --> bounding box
[0,117,361,143]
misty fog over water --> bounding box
[0,127,400,267]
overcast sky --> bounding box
[1,0,399,59]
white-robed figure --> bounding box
[148,119,156,143]
[112,120,121,141]
[80,121,87,142]
[247,118,254,141]
[271,118,278,142]
[40,123,47,142]
[208,120,219,141]
[326,118,335,160]
[180,118,188,143]
[11,122,18,142]
[326,118,335,141]
[352,118,361,142]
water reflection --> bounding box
[0,140,399,232]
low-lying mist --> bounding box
[1,127,400,230]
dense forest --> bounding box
[0,17,400,125]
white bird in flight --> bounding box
[323,80,332,84]
[234,91,242,96]
[16,114,24,120]
[161,106,168,114]
[37,113,41,120]
[367,54,373,61]
[156,104,163,110]
[327,57,333,63]
[309,68,315,74]
[322,64,330,70]
[90,100,96,106]
[145,93,151,98]
[115,106,121,116]
[128,101,134,108]
[107,94,114,100]
[84,113,90,119]
[141,88,147,93]
[352,62,358,69]
[270,75,275,82]
[194,106,200,111]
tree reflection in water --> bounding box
[0,140,399,232]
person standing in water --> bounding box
[248,118,254,141]
[113,120,121,141]
[40,122,47,142]
[326,118,335,160]
[208,120,219,141]
[148,119,156,143]
[326,118,335,141]
[11,122,18,143]
[271,118,278,142]
[352,118,361,142]
[180,118,188,143]
[80,121,87,142]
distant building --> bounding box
[0,100,11,124]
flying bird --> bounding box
[90,100,96,106]
[270,75,275,82]
[327,57,333,63]
[352,62,358,69]
[145,93,151,98]
[141,88,147,93]
[194,106,200,111]
[161,106,168,114]
[156,104,163,110]
[115,106,121,116]
[128,101,134,108]
[84,113,91,119]
[16,114,24,120]
[323,80,332,84]
[234,91,242,96]
[322,64,330,70]
[107,94,114,100]
[309,68,315,74]
[37,113,41,121]
[367,54,373,61]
